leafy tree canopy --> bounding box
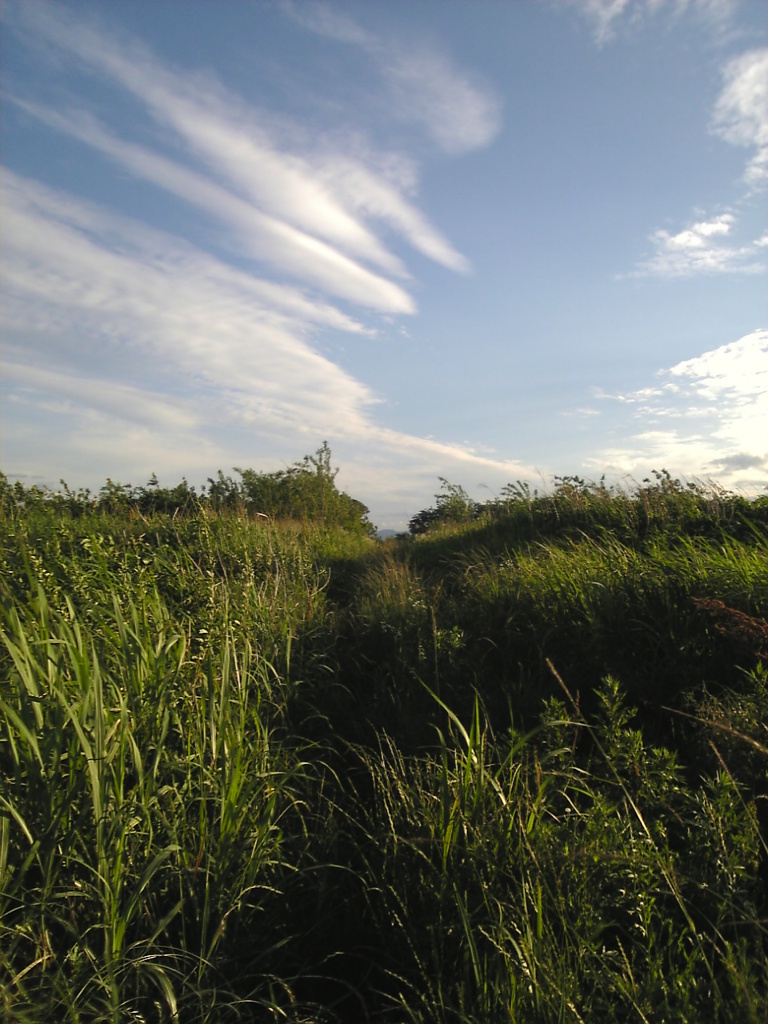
[0,443,375,534]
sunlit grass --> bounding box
[0,577,311,1020]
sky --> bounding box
[1,0,766,529]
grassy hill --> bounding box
[1,459,766,1022]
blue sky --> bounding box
[1,0,766,528]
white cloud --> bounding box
[11,102,417,314]
[0,169,382,435]
[7,1,470,297]
[563,0,738,45]
[287,2,502,154]
[379,48,501,155]
[586,328,768,489]
[626,211,765,276]
[667,214,733,243]
[667,327,768,399]
[14,51,411,276]
[283,4,373,47]
[4,362,200,434]
[0,4,523,525]
[712,47,768,187]
[311,154,470,272]
[570,0,633,44]
[0,169,531,520]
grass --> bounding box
[0,579,311,1021]
[0,475,767,1021]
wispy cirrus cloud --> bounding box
[562,0,738,46]
[286,3,502,155]
[10,100,417,314]
[1,169,531,516]
[565,0,632,44]
[4,362,201,435]
[6,1,469,296]
[1,2,524,521]
[0,169,379,435]
[586,328,768,489]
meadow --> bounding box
[1,454,767,1023]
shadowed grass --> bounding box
[335,677,767,1022]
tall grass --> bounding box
[0,574,312,1021]
[1,477,766,1021]
[330,510,768,735]
[340,676,767,1022]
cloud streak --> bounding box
[1,169,381,436]
[1,168,531,512]
[563,0,738,46]
[286,3,502,154]
[7,1,470,297]
[11,100,417,314]
[1,3,528,521]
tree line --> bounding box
[0,442,375,534]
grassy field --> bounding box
[1,464,767,1022]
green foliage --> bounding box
[409,478,480,535]
[409,468,768,544]
[334,674,767,1022]
[1,465,767,1021]
[1,444,375,535]
[0,579,309,1021]
[234,441,374,532]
